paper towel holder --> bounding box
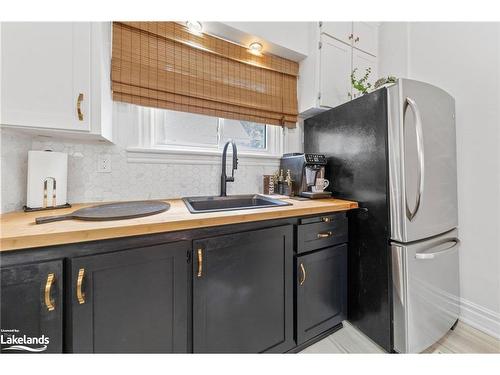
[24,149,72,212]
[23,175,72,212]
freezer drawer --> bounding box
[392,229,460,353]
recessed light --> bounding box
[186,21,203,34]
[248,42,263,55]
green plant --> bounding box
[351,67,372,95]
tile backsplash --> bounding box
[0,129,32,213]
[0,128,280,213]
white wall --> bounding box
[0,104,282,213]
[379,22,500,338]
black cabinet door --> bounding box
[193,225,294,353]
[68,241,189,353]
[296,244,347,345]
[1,260,63,353]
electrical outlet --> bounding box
[97,154,112,173]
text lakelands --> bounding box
[1,334,50,345]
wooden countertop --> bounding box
[0,197,358,252]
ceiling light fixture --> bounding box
[186,21,203,34]
[248,42,263,56]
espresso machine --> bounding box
[280,153,332,198]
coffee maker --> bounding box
[280,153,332,198]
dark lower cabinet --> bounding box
[68,241,189,353]
[193,225,294,353]
[1,260,63,353]
[1,213,351,354]
[296,244,347,345]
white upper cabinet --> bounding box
[319,35,352,108]
[320,22,353,46]
[298,22,379,118]
[1,22,112,141]
[352,22,378,56]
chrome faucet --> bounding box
[220,141,238,197]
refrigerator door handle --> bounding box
[415,238,460,260]
[404,97,425,222]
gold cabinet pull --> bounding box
[317,231,333,239]
[321,217,331,223]
[299,263,306,285]
[44,273,56,311]
[76,268,86,304]
[76,93,84,121]
[197,249,203,278]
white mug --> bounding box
[312,178,329,192]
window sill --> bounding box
[126,147,282,167]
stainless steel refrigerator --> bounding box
[304,78,459,353]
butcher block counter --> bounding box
[0,197,358,252]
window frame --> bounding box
[133,106,284,159]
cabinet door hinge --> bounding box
[319,21,323,28]
[187,250,192,264]
[318,92,322,100]
[318,41,322,50]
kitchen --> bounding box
[0,1,499,372]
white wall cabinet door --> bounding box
[352,22,378,56]
[320,22,353,45]
[352,49,378,99]
[319,35,353,108]
[1,22,91,132]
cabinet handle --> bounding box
[76,268,86,304]
[348,33,353,40]
[76,93,84,121]
[321,217,331,223]
[317,231,333,239]
[299,263,306,285]
[197,248,203,278]
[44,273,56,311]
[355,36,360,43]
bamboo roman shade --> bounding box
[111,22,299,127]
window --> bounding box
[136,106,283,157]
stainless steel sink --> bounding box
[182,194,291,213]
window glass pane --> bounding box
[154,109,219,148]
[222,120,267,150]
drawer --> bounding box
[297,214,348,254]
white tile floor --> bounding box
[300,321,500,354]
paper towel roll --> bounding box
[27,150,68,209]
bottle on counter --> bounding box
[277,169,285,195]
[284,169,293,196]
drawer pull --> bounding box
[321,217,331,223]
[197,248,203,278]
[44,273,56,311]
[317,231,333,239]
[77,268,86,304]
[299,263,306,285]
